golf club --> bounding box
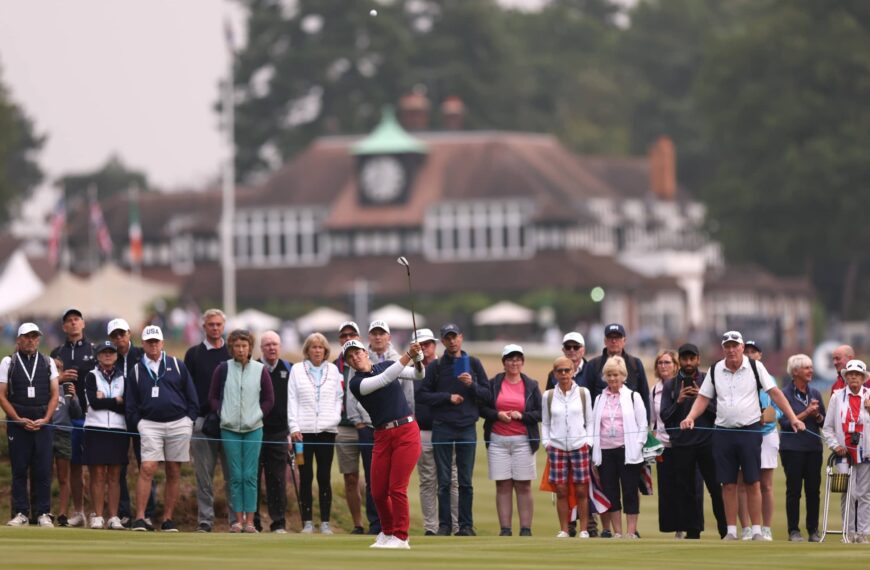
[397,256,422,371]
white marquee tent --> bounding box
[0,249,45,316]
[473,301,535,326]
[368,304,424,330]
[295,307,352,334]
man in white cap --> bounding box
[126,325,198,532]
[1,323,60,527]
[108,318,155,526]
[681,330,805,541]
[546,332,587,390]
[333,321,366,533]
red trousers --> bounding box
[372,420,422,540]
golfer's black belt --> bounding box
[377,416,415,431]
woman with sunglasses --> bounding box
[481,345,542,537]
[542,356,594,538]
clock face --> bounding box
[360,156,406,203]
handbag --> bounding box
[202,412,222,439]
[761,405,777,425]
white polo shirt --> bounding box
[699,355,776,428]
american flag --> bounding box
[90,193,113,255]
[47,198,66,266]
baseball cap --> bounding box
[342,339,366,357]
[501,344,524,358]
[95,340,118,354]
[440,323,462,337]
[744,340,762,352]
[141,325,164,341]
[678,343,700,357]
[721,330,744,346]
[338,321,360,335]
[107,318,131,335]
[562,332,585,347]
[415,328,436,343]
[17,322,42,337]
[62,308,83,322]
[368,320,390,334]
[604,323,626,337]
[843,359,870,379]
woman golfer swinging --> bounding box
[344,338,424,550]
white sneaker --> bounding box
[761,527,773,541]
[68,512,87,527]
[578,531,590,538]
[556,531,570,538]
[301,521,314,534]
[675,531,685,539]
[90,515,105,529]
[107,516,124,530]
[383,536,410,550]
[741,527,752,541]
[37,514,54,528]
[320,521,333,535]
[370,532,390,548]
[612,532,623,539]
[7,513,29,527]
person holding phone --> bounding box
[417,323,490,536]
[660,343,727,539]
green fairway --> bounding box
[0,528,868,569]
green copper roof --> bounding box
[351,106,428,156]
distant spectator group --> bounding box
[3,308,870,548]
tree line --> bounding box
[1,0,868,320]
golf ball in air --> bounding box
[370,9,378,16]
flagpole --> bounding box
[221,17,237,317]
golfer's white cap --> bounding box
[415,328,436,343]
[342,339,366,357]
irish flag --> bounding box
[129,188,143,266]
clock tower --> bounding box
[351,107,427,206]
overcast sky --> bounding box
[0,0,245,194]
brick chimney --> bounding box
[649,135,677,200]
[398,91,431,131]
[440,96,466,130]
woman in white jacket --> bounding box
[287,332,343,534]
[822,359,870,543]
[542,356,594,538]
[592,355,648,539]
[82,341,130,530]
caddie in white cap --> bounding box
[107,318,143,380]
[368,320,396,364]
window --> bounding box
[235,207,329,267]
[423,200,534,261]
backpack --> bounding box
[546,385,588,420]
[708,358,771,418]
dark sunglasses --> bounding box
[562,344,582,351]
[722,332,742,342]
[555,367,572,374]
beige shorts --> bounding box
[761,430,780,470]
[138,417,194,463]
[336,426,361,474]
[487,434,537,481]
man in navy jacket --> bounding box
[417,323,489,536]
[126,325,198,532]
